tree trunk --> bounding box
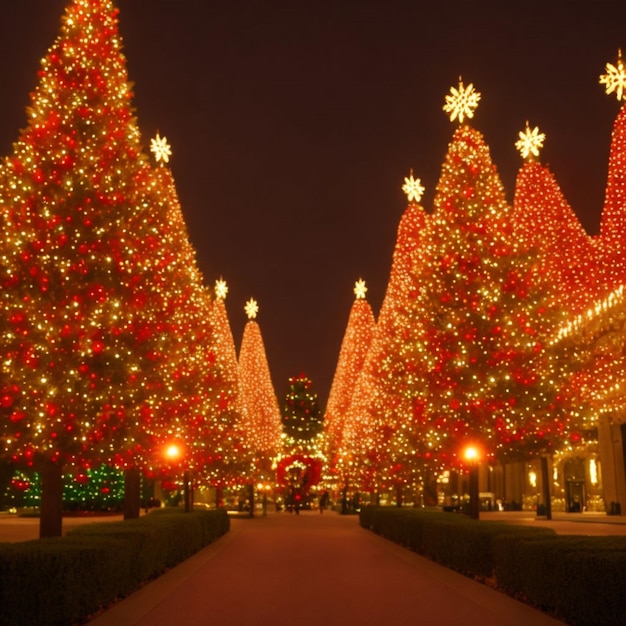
[540,455,552,520]
[123,466,141,519]
[39,459,63,538]
[215,485,223,508]
[395,483,403,507]
[248,482,254,518]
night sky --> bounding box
[0,1,625,405]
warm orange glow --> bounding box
[165,444,182,461]
[463,445,481,464]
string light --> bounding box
[238,307,283,476]
[323,281,376,489]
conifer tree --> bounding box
[323,279,375,483]
[403,82,573,470]
[598,52,626,292]
[347,175,429,499]
[0,0,174,536]
[282,373,323,442]
[143,157,250,501]
[238,299,282,477]
[512,124,599,314]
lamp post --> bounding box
[463,445,481,520]
[165,443,190,513]
[257,482,270,516]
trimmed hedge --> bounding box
[0,508,229,626]
[360,506,626,626]
[494,534,626,626]
[359,506,555,578]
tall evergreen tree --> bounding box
[348,174,429,498]
[282,373,323,443]
[238,299,282,477]
[143,156,251,495]
[401,82,574,470]
[512,126,599,314]
[0,0,174,536]
[323,279,375,485]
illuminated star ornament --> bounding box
[599,49,626,101]
[150,132,172,164]
[443,77,481,123]
[401,171,425,203]
[245,298,259,320]
[215,278,228,300]
[354,279,368,299]
[515,122,546,160]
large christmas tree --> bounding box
[0,0,174,536]
[238,299,282,477]
[278,372,324,504]
[143,153,249,497]
[599,50,626,292]
[405,81,573,469]
[281,372,323,442]
[323,280,376,489]
[346,174,430,499]
[512,124,599,314]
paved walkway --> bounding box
[86,511,568,626]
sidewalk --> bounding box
[87,511,567,626]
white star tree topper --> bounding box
[443,78,481,124]
[151,132,173,164]
[354,279,368,299]
[599,49,626,101]
[245,298,259,320]
[215,279,228,300]
[401,171,425,203]
[515,122,546,160]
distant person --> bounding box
[319,490,329,513]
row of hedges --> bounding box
[359,506,626,626]
[0,508,230,626]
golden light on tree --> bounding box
[515,122,545,161]
[600,49,626,101]
[443,77,481,124]
[238,302,282,477]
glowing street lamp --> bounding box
[463,444,481,520]
[164,442,191,513]
[165,444,182,462]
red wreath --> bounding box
[276,454,322,492]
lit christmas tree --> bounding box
[346,174,430,501]
[211,279,242,413]
[204,278,252,492]
[512,124,600,314]
[2,465,125,512]
[238,299,282,477]
[0,0,173,536]
[391,81,574,476]
[278,372,324,507]
[323,280,376,489]
[599,50,626,290]
[281,372,323,442]
[544,56,626,453]
[143,147,250,503]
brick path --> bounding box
[86,511,567,626]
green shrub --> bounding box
[360,506,554,578]
[494,535,626,626]
[361,506,626,625]
[0,509,229,626]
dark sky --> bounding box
[0,1,625,405]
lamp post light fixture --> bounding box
[463,445,481,520]
[257,482,271,516]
